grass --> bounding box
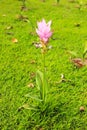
[0,0,87,129]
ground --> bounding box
[0,0,87,129]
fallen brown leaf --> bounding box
[12,38,18,43]
[71,58,84,68]
[21,6,29,11]
[30,72,35,79]
[80,106,85,112]
[71,58,87,67]
[15,14,28,22]
[27,83,34,88]
[39,128,44,130]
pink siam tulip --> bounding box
[36,19,52,45]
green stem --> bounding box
[42,53,45,102]
[43,53,45,73]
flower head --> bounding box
[36,19,52,44]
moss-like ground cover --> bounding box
[0,0,87,129]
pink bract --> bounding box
[36,19,52,44]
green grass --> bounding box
[0,0,87,129]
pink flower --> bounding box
[36,19,52,44]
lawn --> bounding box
[0,0,87,129]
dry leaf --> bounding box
[71,58,84,68]
[61,74,65,79]
[30,72,35,79]
[27,83,34,88]
[56,74,66,84]
[15,14,28,22]
[60,73,66,82]
[21,6,29,11]
[30,60,36,64]
[6,26,13,30]
[80,106,85,112]
[40,128,44,130]
[35,44,42,48]
[32,42,42,48]
[71,58,87,67]
[12,38,18,43]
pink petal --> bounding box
[46,31,52,38]
[37,19,46,30]
[47,20,52,27]
[36,19,52,43]
[42,19,47,26]
[37,22,43,31]
[36,29,44,39]
[42,37,48,43]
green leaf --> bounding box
[22,104,38,110]
[83,41,87,58]
[36,70,48,102]
[36,70,43,90]
[25,94,42,102]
